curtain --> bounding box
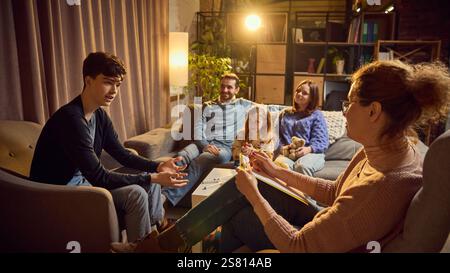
[0,0,170,141]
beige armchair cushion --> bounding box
[0,120,42,177]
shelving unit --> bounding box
[374,40,442,145]
[291,10,395,108]
[194,8,396,107]
[374,40,441,62]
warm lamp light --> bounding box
[245,14,261,31]
[385,5,394,14]
[169,32,188,87]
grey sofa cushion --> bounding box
[325,136,362,161]
[317,137,428,181]
[314,160,350,180]
[124,127,175,160]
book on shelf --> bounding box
[346,18,354,43]
[316,57,325,73]
[347,17,361,43]
[372,22,378,42]
[362,22,368,43]
[368,22,374,42]
[354,17,361,43]
[363,21,379,43]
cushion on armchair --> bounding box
[0,120,42,177]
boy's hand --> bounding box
[157,156,186,173]
[150,172,188,188]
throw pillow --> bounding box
[322,111,346,145]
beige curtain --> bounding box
[0,0,169,141]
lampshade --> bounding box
[169,32,188,87]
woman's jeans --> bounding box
[275,153,325,177]
[175,176,322,252]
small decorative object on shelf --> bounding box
[336,59,345,75]
[307,58,316,73]
[292,28,303,43]
[328,47,347,74]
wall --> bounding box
[169,0,199,34]
[396,0,450,64]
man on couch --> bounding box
[30,52,187,242]
[162,73,254,207]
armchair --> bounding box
[0,120,120,252]
[383,129,450,253]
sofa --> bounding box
[124,109,364,181]
[0,120,121,252]
[125,107,432,181]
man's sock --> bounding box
[157,225,186,252]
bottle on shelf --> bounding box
[307,58,316,73]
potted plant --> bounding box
[188,53,232,101]
[328,47,347,74]
[188,15,247,101]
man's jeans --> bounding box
[163,142,232,206]
[174,176,322,252]
[67,175,164,242]
[275,153,325,177]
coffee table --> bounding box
[191,168,236,252]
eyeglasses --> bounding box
[342,99,372,114]
[341,100,351,114]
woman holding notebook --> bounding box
[112,60,450,253]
